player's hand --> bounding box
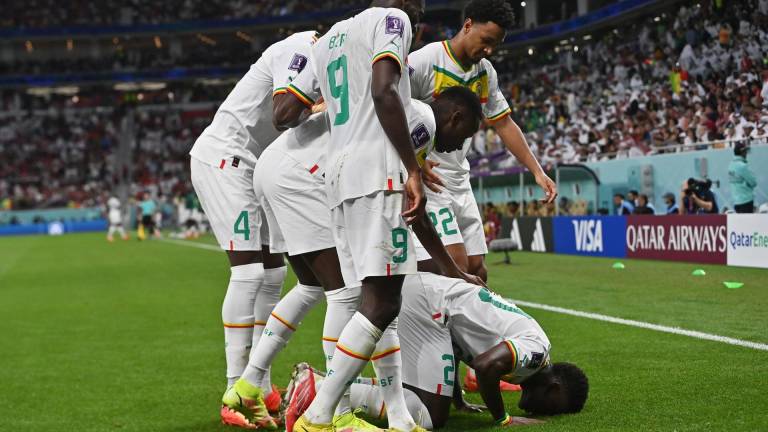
[503,417,545,426]
[402,171,426,225]
[445,269,486,287]
[422,160,444,193]
[311,98,326,114]
[535,173,557,203]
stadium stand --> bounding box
[471,0,768,170]
[0,0,766,219]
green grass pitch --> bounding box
[1,232,767,431]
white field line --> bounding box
[158,238,222,252]
[160,238,768,352]
[509,299,768,352]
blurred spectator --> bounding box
[663,192,679,214]
[0,0,365,30]
[468,0,768,169]
[613,193,634,215]
[728,142,757,213]
[627,190,639,207]
[505,201,521,217]
[633,194,655,214]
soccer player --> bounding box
[270,1,485,431]
[105,195,128,241]
[232,86,484,431]
[287,272,589,429]
[189,30,319,429]
[409,0,557,281]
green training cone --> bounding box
[692,269,706,276]
[723,282,744,289]
[612,262,625,269]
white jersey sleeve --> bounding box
[408,42,439,102]
[406,100,436,168]
[287,51,322,108]
[190,31,317,167]
[481,60,512,122]
[371,9,411,71]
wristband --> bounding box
[498,413,513,426]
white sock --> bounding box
[322,285,361,416]
[107,226,116,238]
[372,319,416,431]
[222,263,263,386]
[349,382,386,419]
[404,388,433,430]
[252,266,286,394]
[304,312,381,425]
[242,283,324,388]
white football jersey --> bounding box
[408,41,511,192]
[107,197,121,211]
[266,100,434,194]
[422,273,551,383]
[288,8,414,207]
[264,112,331,177]
[190,31,318,168]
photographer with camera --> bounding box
[728,143,757,213]
[680,178,719,214]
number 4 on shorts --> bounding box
[234,211,250,240]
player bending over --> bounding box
[268,1,490,431]
[409,0,556,281]
[189,30,320,429]
[224,86,485,431]
[285,272,588,429]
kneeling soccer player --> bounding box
[286,272,588,429]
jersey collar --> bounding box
[442,40,472,72]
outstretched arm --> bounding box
[494,116,557,203]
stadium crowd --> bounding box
[2,0,766,216]
[0,106,207,211]
[0,0,366,29]
[470,0,768,169]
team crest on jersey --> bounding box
[386,15,404,36]
[288,54,308,72]
[411,123,430,149]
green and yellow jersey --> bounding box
[408,40,511,192]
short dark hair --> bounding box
[464,0,515,29]
[614,193,624,199]
[436,86,483,122]
[628,190,639,196]
[552,362,589,414]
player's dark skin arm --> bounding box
[272,93,311,130]
[472,343,515,422]
[411,214,485,286]
[371,58,425,224]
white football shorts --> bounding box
[399,273,455,397]
[331,191,417,286]
[253,148,334,256]
[191,156,265,251]
[414,187,488,261]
